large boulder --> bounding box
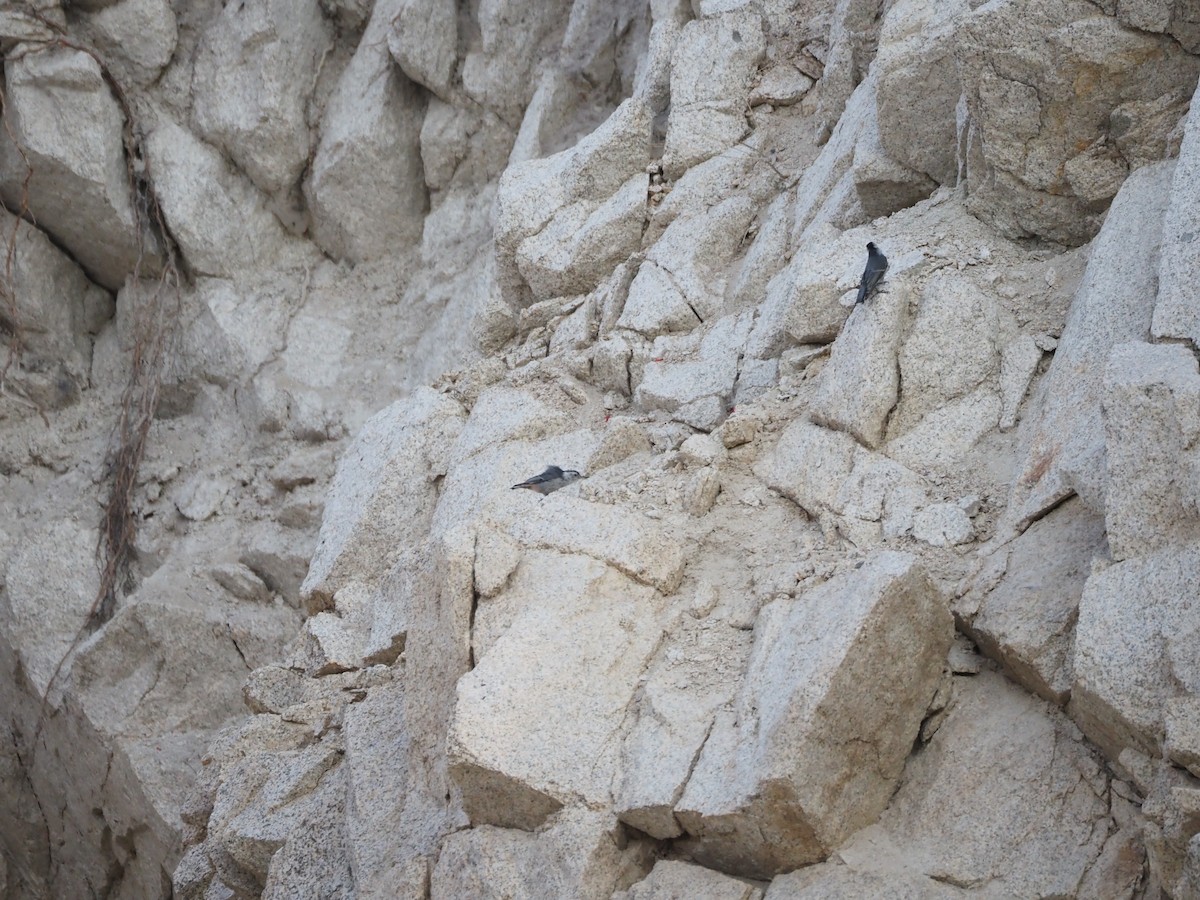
[459,0,573,122]
[809,281,909,449]
[662,9,765,178]
[0,47,157,290]
[957,497,1107,705]
[1007,160,1175,528]
[1071,542,1200,761]
[192,0,332,197]
[146,119,301,278]
[495,98,652,309]
[873,0,969,187]
[615,616,753,838]
[299,389,466,611]
[673,552,951,879]
[448,551,669,828]
[830,670,1117,897]
[1152,86,1200,346]
[955,0,1200,245]
[756,420,927,544]
[0,207,110,407]
[305,0,428,262]
[430,807,650,900]
[76,0,178,88]
[1101,342,1200,561]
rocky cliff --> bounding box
[0,0,1198,897]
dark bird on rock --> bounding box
[512,465,582,495]
[855,241,888,303]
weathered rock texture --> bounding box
[0,0,1198,897]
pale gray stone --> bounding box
[430,807,649,900]
[623,860,761,900]
[809,282,909,449]
[147,119,299,278]
[1072,542,1200,761]
[0,207,105,403]
[618,261,701,336]
[516,173,646,302]
[616,618,752,838]
[79,0,177,87]
[873,0,968,187]
[388,0,457,98]
[448,554,667,827]
[634,315,751,416]
[1009,161,1175,528]
[306,0,427,262]
[496,495,686,594]
[0,48,156,290]
[193,0,331,196]
[912,503,974,547]
[675,553,951,878]
[1102,341,1200,561]
[4,518,100,695]
[496,98,652,307]
[300,389,466,611]
[838,671,1112,898]
[998,334,1043,431]
[1152,87,1200,345]
[1165,697,1200,779]
[587,417,651,472]
[955,0,1199,245]
[765,864,960,899]
[961,498,1106,705]
[757,420,927,542]
[662,10,764,178]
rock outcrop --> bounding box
[0,0,1198,897]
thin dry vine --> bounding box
[0,27,185,769]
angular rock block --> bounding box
[498,496,686,594]
[515,172,646,302]
[0,207,110,404]
[76,0,177,88]
[193,0,332,196]
[809,282,909,448]
[1102,341,1200,562]
[622,860,761,900]
[873,0,965,187]
[1153,89,1200,345]
[1072,542,1200,761]
[663,10,764,178]
[0,47,156,290]
[306,0,427,262]
[960,497,1106,705]
[1010,160,1174,525]
[892,275,1009,431]
[388,0,457,99]
[300,389,466,611]
[615,617,753,839]
[841,671,1112,897]
[757,420,927,542]
[448,554,667,829]
[955,0,1200,245]
[147,120,298,278]
[495,98,652,307]
[673,552,952,878]
[633,314,751,424]
[430,808,649,900]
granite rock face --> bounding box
[0,0,1197,898]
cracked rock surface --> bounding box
[0,0,1198,897]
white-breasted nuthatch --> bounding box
[511,465,582,495]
